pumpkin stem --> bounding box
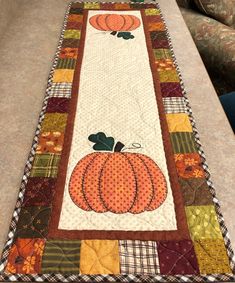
[114,141,125,152]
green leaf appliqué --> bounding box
[117,32,134,40]
[88,132,115,151]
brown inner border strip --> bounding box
[48,8,190,241]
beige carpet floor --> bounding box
[0,0,234,261]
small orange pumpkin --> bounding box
[69,132,167,214]
[89,14,141,32]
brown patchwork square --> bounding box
[150,31,169,49]
[61,38,80,48]
[179,177,213,206]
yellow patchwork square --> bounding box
[64,29,81,40]
[80,240,120,274]
[194,239,232,274]
[166,113,192,133]
[185,205,223,240]
[41,113,68,132]
[84,3,100,9]
[145,8,160,16]
[159,69,179,82]
[52,69,74,83]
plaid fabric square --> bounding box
[30,154,61,178]
[42,240,81,274]
[49,82,72,98]
[119,240,160,275]
[163,97,187,113]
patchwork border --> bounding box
[0,2,234,282]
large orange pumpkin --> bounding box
[69,133,167,214]
[89,14,141,32]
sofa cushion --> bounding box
[176,0,194,8]
[180,8,235,88]
[193,0,235,28]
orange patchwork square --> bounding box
[59,48,78,59]
[36,131,64,154]
[148,22,165,31]
[5,238,45,274]
[155,59,175,71]
[68,14,83,23]
[174,153,205,179]
[166,113,192,132]
[114,3,130,9]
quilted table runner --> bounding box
[0,2,235,282]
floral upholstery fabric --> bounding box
[180,8,235,88]
[193,0,235,28]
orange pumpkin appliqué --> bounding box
[69,132,167,214]
[89,14,141,32]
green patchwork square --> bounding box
[145,8,160,16]
[159,70,180,83]
[42,240,81,273]
[153,49,172,60]
[56,58,76,69]
[64,29,81,40]
[84,3,100,9]
[170,132,197,153]
[41,113,67,132]
[185,205,223,240]
[30,154,61,178]
[15,206,51,238]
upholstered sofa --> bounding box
[176,0,235,93]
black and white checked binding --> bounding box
[0,1,235,282]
